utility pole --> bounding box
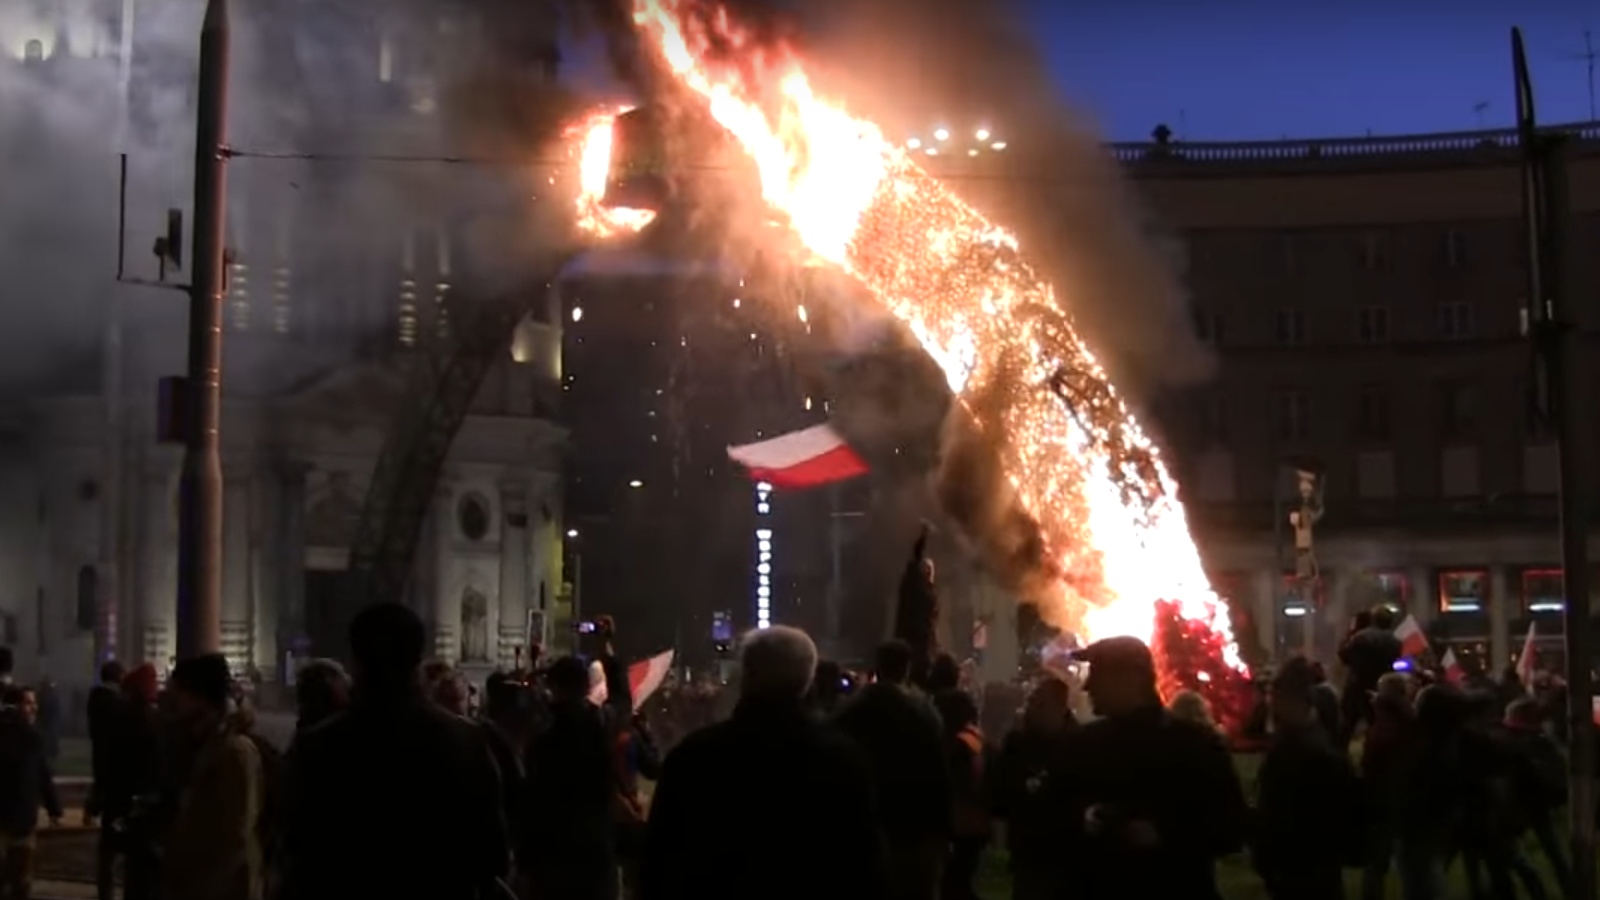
[1515,27,1595,900]
[175,0,230,660]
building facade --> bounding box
[1116,124,1600,673]
[1,0,567,705]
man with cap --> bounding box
[162,653,264,900]
[1054,636,1248,900]
[1251,656,1364,900]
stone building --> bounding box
[1,0,567,703]
[1117,123,1600,673]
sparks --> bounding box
[628,0,1244,676]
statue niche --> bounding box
[460,585,490,662]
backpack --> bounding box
[246,733,287,863]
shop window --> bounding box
[1439,569,1488,615]
[1521,568,1564,614]
[1281,573,1324,609]
[1370,570,1408,615]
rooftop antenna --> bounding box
[1473,100,1491,127]
[1561,29,1597,120]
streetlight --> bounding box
[566,528,579,538]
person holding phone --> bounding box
[1057,637,1249,900]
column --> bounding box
[221,474,253,673]
[1489,564,1511,672]
[1254,569,1277,656]
[138,448,179,668]
[432,484,457,662]
[496,478,529,669]
[527,479,555,646]
[1408,565,1434,623]
[251,468,282,683]
[279,463,309,652]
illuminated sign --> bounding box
[1438,569,1487,614]
[1521,568,1564,614]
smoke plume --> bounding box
[0,0,581,403]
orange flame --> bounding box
[571,108,657,238]
[630,0,1241,668]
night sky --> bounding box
[1025,0,1598,141]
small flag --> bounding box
[728,423,868,490]
[628,649,675,711]
[1393,614,1429,658]
[1514,622,1537,692]
[1441,648,1466,685]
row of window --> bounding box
[1195,380,1492,443]
[1191,300,1478,347]
[1188,225,1523,275]
[1216,567,1568,616]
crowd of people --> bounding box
[0,600,1581,900]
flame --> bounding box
[571,108,657,238]
[629,0,1243,671]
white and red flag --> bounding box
[1514,623,1537,691]
[628,649,675,711]
[1441,648,1466,685]
[727,423,868,489]
[1393,614,1429,658]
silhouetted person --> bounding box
[0,685,61,900]
[87,661,126,900]
[288,659,349,749]
[833,639,950,900]
[893,525,940,687]
[991,677,1078,900]
[163,654,262,900]
[1060,637,1248,900]
[280,603,508,900]
[1252,657,1363,900]
[642,626,886,900]
[521,655,617,900]
[1339,607,1403,747]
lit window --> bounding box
[1522,569,1564,614]
[1439,570,1487,614]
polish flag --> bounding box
[628,649,675,711]
[1393,614,1429,658]
[727,424,868,490]
[1441,648,1466,685]
[1514,623,1538,692]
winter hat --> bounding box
[169,653,233,709]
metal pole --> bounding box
[175,0,230,660]
[572,551,583,629]
[1514,27,1595,899]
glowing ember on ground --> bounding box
[620,0,1246,686]
[571,108,658,238]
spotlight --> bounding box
[933,128,949,141]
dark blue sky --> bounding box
[1028,1,1598,141]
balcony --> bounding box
[1188,492,1573,534]
[1108,121,1600,170]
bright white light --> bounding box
[754,489,777,627]
[566,528,578,538]
[925,148,939,156]
[906,137,922,149]
[757,540,771,552]
[756,503,770,514]
[756,529,773,539]
[967,149,978,157]
[991,141,1008,151]
[758,553,772,564]
[933,128,950,141]
[797,305,808,323]
[975,128,991,141]
[756,482,773,493]
[757,563,771,575]
[628,479,643,488]
[1284,606,1307,618]
[732,298,741,308]
[757,586,771,597]
[804,396,813,411]
[571,306,583,322]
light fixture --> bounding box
[571,306,583,322]
[925,147,938,156]
[975,128,991,141]
[991,141,1008,151]
[967,149,979,157]
[566,528,578,538]
[796,305,808,323]
[933,128,950,141]
[754,494,774,628]
[628,479,643,488]
[906,137,922,149]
